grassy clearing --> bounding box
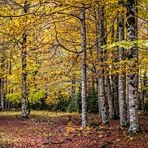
[0,111,21,117]
[31,110,79,117]
[0,110,80,118]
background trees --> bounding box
[0,0,147,133]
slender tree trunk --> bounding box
[96,78,101,116]
[107,76,115,119]
[8,50,12,110]
[126,79,130,122]
[112,76,119,118]
[110,25,118,119]
[118,0,127,127]
[126,0,139,133]
[0,47,5,110]
[21,1,29,118]
[91,72,95,98]
[0,79,1,110]
[71,76,76,112]
[77,84,81,113]
[80,4,87,128]
[104,16,115,119]
[5,59,9,110]
[95,13,101,117]
[112,19,120,119]
[21,32,28,117]
[0,78,4,110]
[109,26,116,119]
[97,5,108,124]
[142,71,147,113]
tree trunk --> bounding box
[110,25,119,119]
[21,32,28,118]
[80,4,87,128]
[8,51,12,110]
[126,0,139,133]
[109,26,116,119]
[112,19,120,119]
[91,76,95,98]
[97,5,108,124]
[0,78,4,110]
[70,77,76,112]
[142,71,147,113]
[107,76,115,119]
[96,79,101,116]
[0,46,5,110]
[118,0,127,127]
[104,16,115,120]
[21,1,29,118]
[126,79,130,122]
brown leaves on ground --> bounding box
[0,111,148,148]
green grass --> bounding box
[0,111,21,116]
[0,110,79,118]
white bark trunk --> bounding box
[97,5,108,124]
[118,0,127,127]
[126,0,139,133]
[0,78,4,110]
[80,5,87,128]
[21,1,29,118]
[107,76,115,119]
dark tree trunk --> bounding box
[110,25,119,119]
[0,78,4,110]
[109,26,116,119]
[91,76,95,98]
[70,77,76,112]
[126,0,139,133]
[0,47,5,110]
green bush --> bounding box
[6,93,21,104]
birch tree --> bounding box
[80,4,87,128]
[118,0,127,127]
[126,0,139,133]
[97,5,108,124]
[21,0,29,118]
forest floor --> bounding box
[0,111,148,148]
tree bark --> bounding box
[104,17,115,120]
[113,19,120,119]
[107,76,115,119]
[109,26,116,119]
[21,1,29,118]
[126,0,139,133]
[0,47,5,110]
[110,25,119,119]
[142,71,147,113]
[118,0,127,127]
[70,76,76,112]
[97,5,108,124]
[0,78,4,110]
[91,75,95,98]
[80,4,87,128]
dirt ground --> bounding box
[0,111,148,148]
